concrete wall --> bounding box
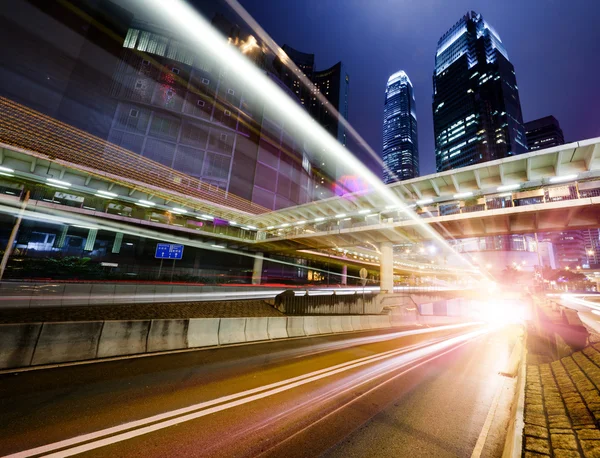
[0,282,288,309]
[0,310,469,370]
[0,282,471,311]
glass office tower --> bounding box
[433,11,527,172]
[382,70,419,183]
[525,115,565,151]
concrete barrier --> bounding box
[377,315,391,328]
[286,316,305,337]
[187,318,220,348]
[147,319,188,352]
[351,315,363,331]
[330,316,343,333]
[135,285,156,304]
[97,320,150,358]
[32,321,103,365]
[61,284,93,307]
[267,317,288,339]
[340,316,354,332]
[218,318,247,345]
[29,284,65,308]
[317,316,333,334]
[245,318,269,342]
[419,303,434,315]
[114,284,137,304]
[89,284,116,306]
[303,316,320,336]
[360,315,372,330]
[153,285,173,303]
[447,299,461,316]
[0,323,42,369]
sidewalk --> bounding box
[523,341,600,457]
[0,300,283,323]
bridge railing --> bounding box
[263,178,600,240]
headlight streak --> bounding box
[140,0,491,284]
[0,199,373,284]
[7,323,487,458]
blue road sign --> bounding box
[155,243,184,260]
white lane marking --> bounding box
[42,330,487,458]
[3,324,484,458]
[257,333,484,457]
[470,376,506,458]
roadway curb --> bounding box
[502,329,527,458]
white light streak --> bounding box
[47,178,71,187]
[96,190,118,198]
[549,174,578,183]
[496,184,520,192]
[453,192,473,199]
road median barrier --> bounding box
[341,316,354,332]
[303,316,320,336]
[187,318,220,348]
[98,320,151,358]
[0,323,42,369]
[317,316,333,334]
[218,318,246,345]
[286,316,306,337]
[330,316,343,333]
[147,319,188,352]
[244,317,269,342]
[267,317,288,339]
[32,321,103,365]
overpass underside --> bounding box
[254,197,600,252]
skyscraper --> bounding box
[382,70,419,183]
[525,115,565,151]
[433,11,527,172]
[275,45,348,147]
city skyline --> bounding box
[238,0,600,176]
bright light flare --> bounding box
[472,299,526,326]
[143,0,492,285]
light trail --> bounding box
[135,0,492,283]
[0,197,481,286]
[3,323,486,458]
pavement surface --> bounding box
[0,323,519,458]
[0,299,283,323]
[522,295,600,457]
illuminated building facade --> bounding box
[0,0,133,140]
[433,11,527,172]
[275,45,348,147]
[109,19,317,210]
[382,70,419,183]
[274,45,351,197]
[525,116,565,151]
[538,231,587,268]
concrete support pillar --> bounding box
[252,252,264,285]
[341,265,347,285]
[379,242,394,293]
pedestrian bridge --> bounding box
[0,96,599,254]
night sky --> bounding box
[238,0,600,176]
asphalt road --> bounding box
[0,323,519,458]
